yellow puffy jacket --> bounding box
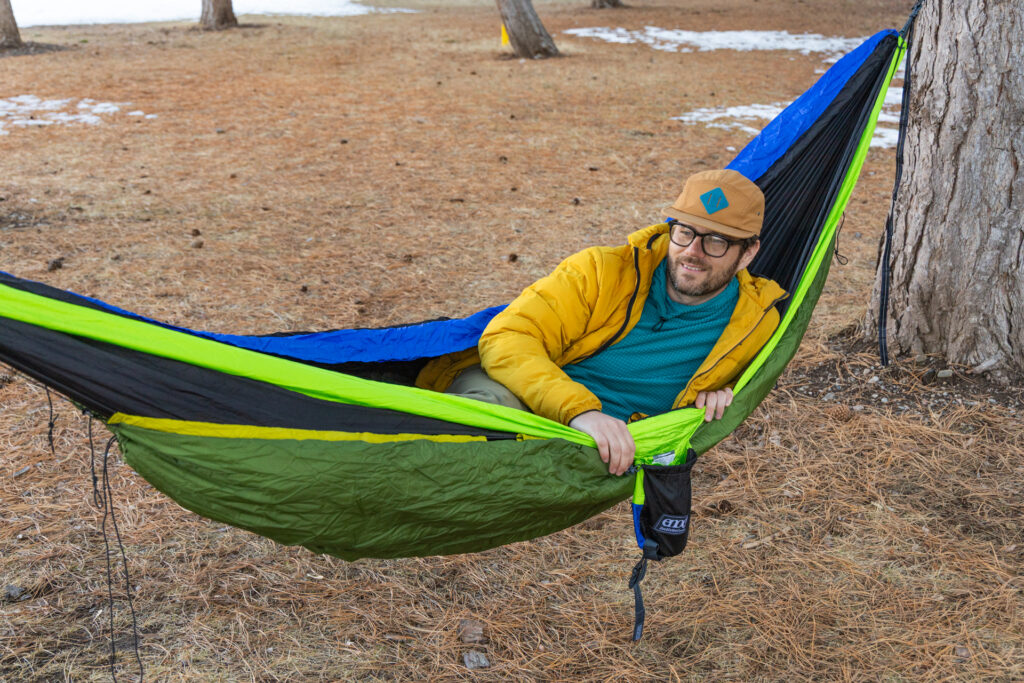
[416,223,787,424]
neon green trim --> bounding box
[633,469,647,506]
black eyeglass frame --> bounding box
[666,220,749,258]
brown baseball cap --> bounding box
[661,169,765,239]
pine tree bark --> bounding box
[865,0,1024,381]
[496,0,558,59]
[0,0,22,49]
[200,0,238,30]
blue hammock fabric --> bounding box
[0,277,505,364]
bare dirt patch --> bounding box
[2,1,1022,681]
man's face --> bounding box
[665,222,760,305]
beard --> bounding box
[667,249,743,300]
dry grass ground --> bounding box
[1,0,1022,680]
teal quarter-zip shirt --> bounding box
[563,259,739,421]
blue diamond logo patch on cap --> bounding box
[700,187,729,215]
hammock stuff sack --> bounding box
[0,30,904,564]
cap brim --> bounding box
[660,207,760,239]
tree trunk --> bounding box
[0,0,22,49]
[864,0,1024,381]
[496,0,558,59]
[591,0,624,7]
[200,0,238,30]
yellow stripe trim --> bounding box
[108,413,488,444]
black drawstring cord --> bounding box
[96,434,145,682]
[832,213,849,266]
[879,0,926,365]
[45,387,57,456]
[89,416,103,508]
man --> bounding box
[416,169,786,476]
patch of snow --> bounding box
[11,0,412,27]
[883,86,904,107]
[89,102,122,114]
[672,102,789,127]
[11,119,56,127]
[48,112,103,124]
[672,90,904,150]
[870,127,901,149]
[0,95,73,113]
[0,95,157,135]
[564,27,867,58]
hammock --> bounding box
[0,29,905,562]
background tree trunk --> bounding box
[865,0,1024,380]
[496,0,558,59]
[200,0,238,30]
[591,0,624,7]
[0,0,22,49]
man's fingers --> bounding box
[610,439,627,475]
[612,423,636,475]
[716,389,733,419]
[568,410,635,475]
[716,389,733,420]
[697,389,734,421]
[603,422,630,476]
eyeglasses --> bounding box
[667,220,745,258]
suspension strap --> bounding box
[628,539,660,641]
[878,0,926,365]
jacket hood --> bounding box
[736,268,788,309]
[627,222,671,249]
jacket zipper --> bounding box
[578,232,661,362]
[673,291,790,407]
[577,246,640,361]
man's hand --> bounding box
[568,410,635,476]
[694,388,733,422]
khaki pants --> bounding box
[445,364,529,412]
